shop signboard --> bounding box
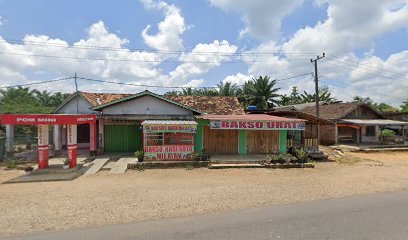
[0,114,96,125]
[144,145,194,160]
[143,124,196,133]
[210,120,305,130]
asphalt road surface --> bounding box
[5,190,408,240]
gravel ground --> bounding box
[1,153,408,237]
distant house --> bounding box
[274,102,408,145]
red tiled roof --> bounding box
[77,92,245,115]
[165,95,245,115]
[198,114,305,122]
[80,92,132,106]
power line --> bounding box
[0,51,312,63]
[0,38,321,56]
[321,61,408,81]
[325,55,407,78]
[0,77,73,89]
[77,72,313,90]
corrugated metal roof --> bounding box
[197,114,305,122]
[142,120,197,125]
[340,119,408,125]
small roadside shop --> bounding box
[142,120,197,160]
[196,114,306,155]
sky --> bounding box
[0,0,407,107]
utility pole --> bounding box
[74,72,79,114]
[310,53,325,150]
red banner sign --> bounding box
[0,114,96,125]
[144,145,194,160]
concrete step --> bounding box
[83,158,110,175]
[109,158,138,174]
[209,163,265,169]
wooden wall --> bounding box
[203,126,238,154]
[246,130,279,154]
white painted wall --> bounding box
[361,126,380,143]
[102,95,192,116]
[56,96,96,114]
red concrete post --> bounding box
[89,122,97,156]
[67,124,77,168]
[37,125,49,169]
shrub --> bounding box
[6,159,16,169]
[381,129,395,137]
[134,150,144,158]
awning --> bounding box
[141,120,197,133]
[340,119,408,126]
[141,120,197,125]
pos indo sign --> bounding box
[210,120,305,130]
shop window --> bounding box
[145,132,194,146]
[366,126,376,137]
[179,133,194,145]
[144,133,163,146]
[164,132,178,145]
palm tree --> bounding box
[242,76,280,109]
[181,87,195,96]
[300,87,339,104]
[33,90,53,106]
[217,81,238,96]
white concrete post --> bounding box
[53,125,61,151]
[38,125,49,169]
[5,124,14,154]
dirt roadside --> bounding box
[1,152,408,237]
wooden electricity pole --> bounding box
[74,72,79,114]
[310,53,325,150]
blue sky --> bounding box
[0,0,407,106]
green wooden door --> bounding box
[104,125,142,152]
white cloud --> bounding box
[224,0,408,106]
[283,0,408,54]
[166,40,237,85]
[141,0,186,51]
[209,0,304,40]
[223,72,252,85]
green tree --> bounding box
[194,88,219,96]
[401,99,408,112]
[0,87,69,113]
[300,87,339,104]
[217,81,238,96]
[242,75,280,109]
[164,90,181,96]
[181,87,195,96]
[280,86,302,106]
[353,96,399,112]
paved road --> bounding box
[5,190,408,240]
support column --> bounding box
[279,130,288,153]
[67,124,77,168]
[98,119,104,153]
[90,122,97,156]
[53,125,62,156]
[5,124,14,156]
[238,129,247,155]
[37,125,49,169]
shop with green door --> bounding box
[104,124,143,152]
